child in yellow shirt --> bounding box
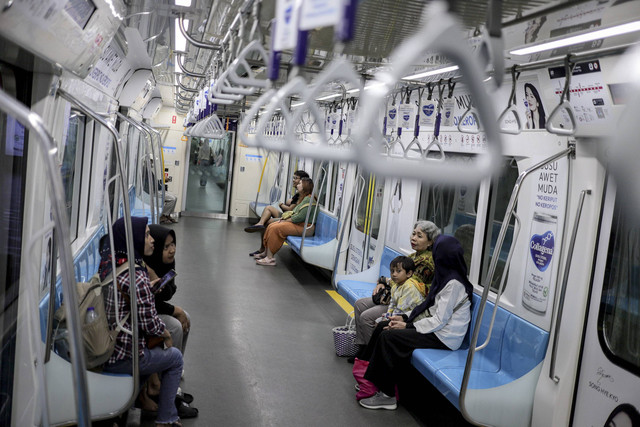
[382,256,426,320]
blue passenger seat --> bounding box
[286,211,338,252]
[411,293,549,413]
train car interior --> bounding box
[1,0,640,426]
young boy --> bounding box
[383,256,426,319]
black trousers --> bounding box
[363,328,448,396]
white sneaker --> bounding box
[359,392,397,410]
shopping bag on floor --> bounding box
[332,313,358,357]
[353,358,378,400]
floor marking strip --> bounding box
[326,290,354,316]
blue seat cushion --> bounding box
[411,293,549,409]
[286,211,338,254]
[336,280,376,307]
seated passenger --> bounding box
[359,235,473,410]
[100,216,183,427]
[383,256,426,319]
[144,225,191,354]
[254,177,317,266]
[143,161,178,224]
[352,221,439,360]
[244,170,309,243]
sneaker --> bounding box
[359,392,397,410]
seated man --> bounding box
[143,161,178,224]
[244,170,309,233]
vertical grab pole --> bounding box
[57,88,140,413]
[549,188,591,382]
[0,88,91,426]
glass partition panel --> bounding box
[60,110,86,241]
[418,155,481,272]
[479,157,519,290]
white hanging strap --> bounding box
[354,0,502,185]
[546,56,577,136]
[498,65,523,135]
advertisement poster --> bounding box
[521,156,569,315]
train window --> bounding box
[418,155,480,271]
[479,157,519,290]
[60,110,86,241]
[599,203,640,374]
[370,177,385,240]
[316,161,330,208]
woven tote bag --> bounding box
[332,313,358,357]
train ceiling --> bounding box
[121,0,585,113]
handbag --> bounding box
[352,358,378,400]
[332,313,358,357]
[281,210,294,220]
[372,277,391,305]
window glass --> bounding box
[316,161,330,208]
[127,125,139,187]
[60,111,85,240]
[355,172,369,233]
[600,203,640,373]
[370,177,385,240]
[418,155,481,272]
[479,157,518,290]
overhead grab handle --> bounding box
[287,58,364,162]
[208,76,237,105]
[476,0,504,90]
[255,76,309,149]
[546,56,577,135]
[498,66,523,134]
[178,12,222,51]
[354,0,502,185]
[228,40,271,89]
[457,97,482,134]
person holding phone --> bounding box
[144,225,191,355]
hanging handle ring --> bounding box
[546,56,577,136]
[498,65,522,135]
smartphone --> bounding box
[152,269,177,293]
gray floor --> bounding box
[184,166,228,213]
[134,217,425,426]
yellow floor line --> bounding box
[326,290,354,317]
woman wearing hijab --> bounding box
[100,216,184,427]
[359,235,473,411]
[144,225,191,354]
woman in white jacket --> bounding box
[360,235,473,410]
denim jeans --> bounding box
[104,347,183,424]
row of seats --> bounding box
[335,245,549,422]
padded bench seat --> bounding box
[411,293,549,411]
[286,211,338,252]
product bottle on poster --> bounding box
[522,212,557,314]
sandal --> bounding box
[249,250,262,257]
[256,257,276,266]
[253,253,267,260]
